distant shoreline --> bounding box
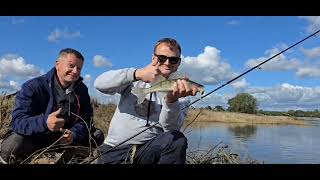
[185,109,307,125]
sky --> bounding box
[1,16,320,111]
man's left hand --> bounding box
[58,129,73,145]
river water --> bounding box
[185,117,320,164]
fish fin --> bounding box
[131,87,147,104]
[168,71,188,80]
[150,75,166,86]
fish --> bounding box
[131,72,205,104]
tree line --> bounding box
[200,93,320,118]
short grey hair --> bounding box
[58,48,84,61]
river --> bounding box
[185,117,320,163]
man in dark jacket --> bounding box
[0,48,104,164]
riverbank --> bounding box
[185,109,306,125]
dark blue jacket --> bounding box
[11,67,93,144]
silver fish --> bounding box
[132,75,205,104]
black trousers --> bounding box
[97,130,188,164]
[0,128,104,164]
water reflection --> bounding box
[227,124,257,140]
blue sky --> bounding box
[1,16,320,111]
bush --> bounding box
[214,105,225,111]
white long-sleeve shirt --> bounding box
[94,68,189,147]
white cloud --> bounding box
[296,67,320,78]
[298,16,320,33]
[246,47,301,71]
[231,78,249,90]
[0,54,43,92]
[249,83,320,111]
[0,81,9,89]
[93,55,112,68]
[9,80,19,90]
[246,45,320,79]
[189,93,230,109]
[300,47,320,59]
[226,20,240,25]
[48,27,81,42]
[0,55,42,78]
[0,80,20,91]
[180,46,236,85]
[266,83,304,103]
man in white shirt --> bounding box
[94,38,200,164]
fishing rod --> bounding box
[87,29,320,164]
[182,29,320,110]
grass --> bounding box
[186,109,306,125]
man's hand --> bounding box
[47,108,65,132]
[166,79,199,103]
[58,129,73,145]
[135,61,160,83]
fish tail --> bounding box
[131,87,148,104]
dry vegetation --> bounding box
[185,109,306,125]
[0,92,15,139]
[187,142,262,164]
[92,103,117,134]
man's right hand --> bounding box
[135,62,160,83]
[47,108,65,132]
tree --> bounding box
[294,110,304,117]
[287,110,295,116]
[227,93,258,114]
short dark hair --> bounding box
[59,48,84,61]
[154,38,181,57]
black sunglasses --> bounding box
[154,54,181,64]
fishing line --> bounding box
[182,29,320,110]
